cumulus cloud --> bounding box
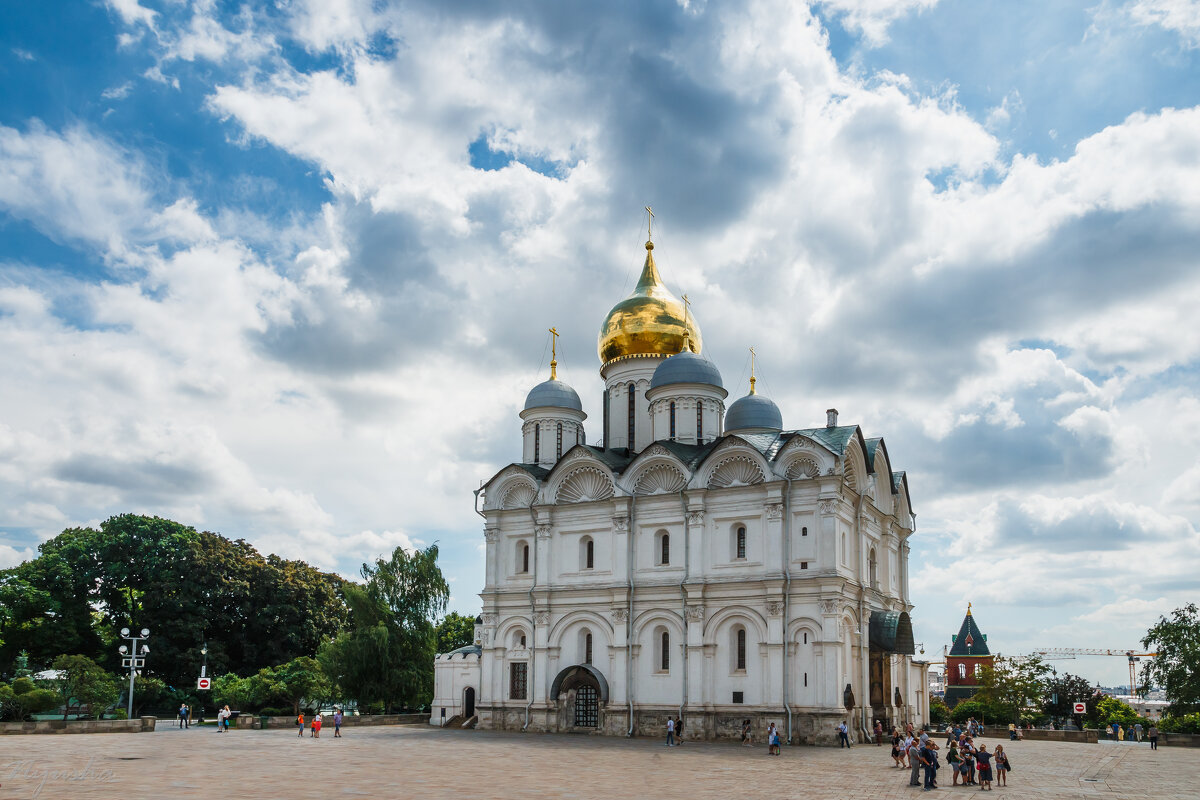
[1129,0,1200,47]
[2,0,1199,679]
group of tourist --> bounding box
[885,721,1011,791]
[1105,722,1159,747]
[296,709,345,738]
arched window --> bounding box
[802,526,808,537]
[958,663,967,680]
[585,632,593,664]
[519,542,530,574]
[697,403,703,442]
[580,537,594,570]
[735,525,747,560]
[660,629,670,672]
[974,664,982,678]
[657,531,670,565]
[627,384,636,449]
[735,626,747,671]
[557,423,563,459]
[803,631,808,644]
[534,423,540,462]
[869,548,878,588]
[669,401,676,440]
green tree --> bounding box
[436,612,477,654]
[1093,695,1141,728]
[1043,672,1099,721]
[129,675,170,717]
[51,655,120,720]
[0,515,350,689]
[273,657,332,716]
[929,697,951,725]
[973,655,1052,723]
[212,673,256,710]
[1142,603,1200,715]
[321,545,449,712]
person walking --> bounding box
[1117,723,1125,741]
[665,716,675,747]
[297,711,305,738]
[1148,723,1159,750]
[741,719,752,746]
[994,744,1010,787]
[178,703,189,729]
[892,730,906,768]
[334,709,343,738]
[837,720,851,748]
[675,716,684,746]
[908,737,923,787]
[874,719,883,745]
[1105,723,1113,740]
[216,706,227,733]
[1134,722,1143,742]
[975,744,993,791]
[767,722,779,755]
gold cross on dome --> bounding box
[548,327,559,379]
[645,205,654,240]
[681,293,691,350]
[749,347,757,395]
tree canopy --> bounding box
[1142,603,1200,715]
[0,515,349,690]
[436,612,477,654]
[972,655,1052,724]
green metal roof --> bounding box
[949,610,990,657]
[869,610,915,655]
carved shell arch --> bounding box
[632,462,688,495]
[500,481,538,509]
[785,455,821,479]
[707,455,766,489]
[842,459,859,492]
[555,466,616,504]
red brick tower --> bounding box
[944,603,994,707]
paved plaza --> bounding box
[1,725,1194,800]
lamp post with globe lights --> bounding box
[118,627,150,718]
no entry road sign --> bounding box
[1073,702,1087,714]
[197,677,211,690]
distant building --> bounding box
[928,669,945,699]
[944,604,993,707]
[1107,694,1170,722]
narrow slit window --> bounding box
[557,423,563,459]
[736,526,746,560]
[697,404,703,442]
[660,532,670,565]
[627,384,636,449]
[533,423,540,462]
[585,633,593,664]
[669,401,676,440]
[660,630,670,672]
[521,543,530,574]
[736,627,747,671]
[586,539,594,569]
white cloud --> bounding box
[817,0,942,45]
[101,82,134,100]
[1129,0,1200,47]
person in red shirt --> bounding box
[312,713,322,738]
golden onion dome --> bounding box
[598,241,702,367]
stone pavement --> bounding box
[0,725,1193,800]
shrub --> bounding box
[1159,713,1200,734]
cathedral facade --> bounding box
[432,237,929,744]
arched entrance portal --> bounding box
[464,686,475,718]
[550,664,609,731]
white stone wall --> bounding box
[431,649,481,726]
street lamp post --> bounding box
[201,642,208,679]
[118,627,150,719]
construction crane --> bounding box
[1031,649,1158,695]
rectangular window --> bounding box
[732,691,744,704]
[533,424,540,462]
[669,401,676,440]
[800,561,808,569]
[510,663,528,700]
[697,404,703,442]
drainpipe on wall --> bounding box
[782,477,793,744]
[677,489,689,726]
[524,501,539,731]
[855,489,871,742]
[626,492,638,737]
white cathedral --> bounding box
[432,233,929,744]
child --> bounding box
[312,713,322,738]
[297,712,305,737]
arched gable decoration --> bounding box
[501,482,538,509]
[842,459,859,492]
[785,456,821,479]
[556,466,615,504]
[708,455,765,489]
[634,462,688,495]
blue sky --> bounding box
[2,0,1199,686]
